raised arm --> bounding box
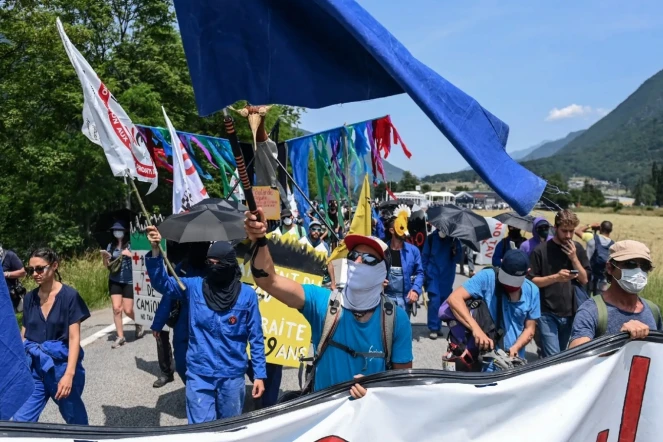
[245,208,305,310]
[145,226,187,300]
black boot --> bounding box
[153,375,174,388]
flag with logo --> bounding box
[56,18,158,194]
[162,107,208,214]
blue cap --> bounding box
[498,249,530,287]
[110,221,127,231]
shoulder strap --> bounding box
[315,289,343,362]
[643,298,661,328]
[592,295,608,337]
[493,267,505,348]
[380,295,396,369]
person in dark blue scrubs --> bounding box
[12,248,90,425]
[145,226,266,424]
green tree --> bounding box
[541,173,572,209]
[637,184,657,206]
[421,183,432,193]
[399,171,419,191]
[454,185,469,192]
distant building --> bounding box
[424,191,456,204]
[454,191,507,210]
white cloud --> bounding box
[545,104,611,122]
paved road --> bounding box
[40,267,536,427]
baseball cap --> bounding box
[609,240,653,264]
[309,220,322,229]
[280,209,292,218]
[498,249,530,287]
[344,234,388,260]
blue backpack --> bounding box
[590,233,614,275]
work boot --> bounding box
[153,375,174,388]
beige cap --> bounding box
[609,240,652,263]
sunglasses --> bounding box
[310,227,322,232]
[613,259,653,273]
[26,265,50,276]
[347,250,382,266]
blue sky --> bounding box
[298,0,663,178]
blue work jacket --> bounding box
[146,253,267,379]
[421,234,463,297]
[387,241,424,299]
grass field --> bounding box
[479,210,663,307]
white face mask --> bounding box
[344,260,386,312]
[616,267,648,294]
[113,231,125,239]
[438,231,446,239]
[283,218,293,226]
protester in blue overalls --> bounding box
[13,248,91,425]
[145,226,266,424]
[422,230,463,339]
[151,242,209,388]
[384,217,424,315]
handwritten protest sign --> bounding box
[253,186,281,220]
[130,232,168,329]
[476,218,506,265]
[238,258,322,368]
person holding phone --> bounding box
[528,210,590,357]
[102,222,142,348]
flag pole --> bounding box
[126,171,186,291]
[223,109,260,216]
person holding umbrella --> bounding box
[100,221,142,348]
[144,226,266,423]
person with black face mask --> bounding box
[492,226,526,267]
[144,226,266,424]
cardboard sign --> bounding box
[130,232,168,329]
[254,186,281,220]
[238,258,322,368]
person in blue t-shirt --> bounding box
[245,208,413,398]
[447,249,540,371]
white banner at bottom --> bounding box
[5,340,662,442]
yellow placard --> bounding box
[253,186,281,220]
[238,258,322,367]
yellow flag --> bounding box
[328,174,372,263]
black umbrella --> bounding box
[426,204,491,252]
[158,204,246,243]
[493,212,534,232]
[192,197,248,212]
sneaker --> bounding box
[135,324,144,339]
[153,375,174,388]
[111,336,126,349]
[469,271,475,277]
[429,331,438,340]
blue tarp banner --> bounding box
[173,0,546,214]
[0,276,34,419]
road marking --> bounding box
[81,317,132,348]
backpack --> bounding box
[438,267,504,372]
[592,295,661,338]
[298,289,396,394]
[590,233,614,275]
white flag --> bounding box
[162,107,208,214]
[230,169,245,201]
[56,18,158,194]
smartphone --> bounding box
[569,270,579,275]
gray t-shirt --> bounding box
[570,297,662,341]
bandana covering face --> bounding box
[203,241,243,312]
[343,260,387,312]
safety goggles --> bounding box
[612,259,653,273]
[347,250,382,266]
[26,265,50,276]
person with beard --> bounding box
[529,210,590,357]
[447,250,540,372]
[492,226,527,267]
[244,209,413,398]
[145,227,266,423]
[150,242,210,388]
[569,240,661,348]
[299,220,331,256]
[520,217,552,257]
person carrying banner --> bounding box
[245,210,413,399]
[422,230,463,339]
[145,228,266,423]
[12,248,90,425]
[569,240,661,348]
[101,221,142,349]
[529,210,590,357]
[447,250,540,371]
[384,215,424,316]
[300,220,331,256]
[520,217,552,257]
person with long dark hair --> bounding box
[101,221,142,348]
[12,248,90,424]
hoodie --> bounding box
[520,217,550,257]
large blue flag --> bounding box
[173,0,546,214]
